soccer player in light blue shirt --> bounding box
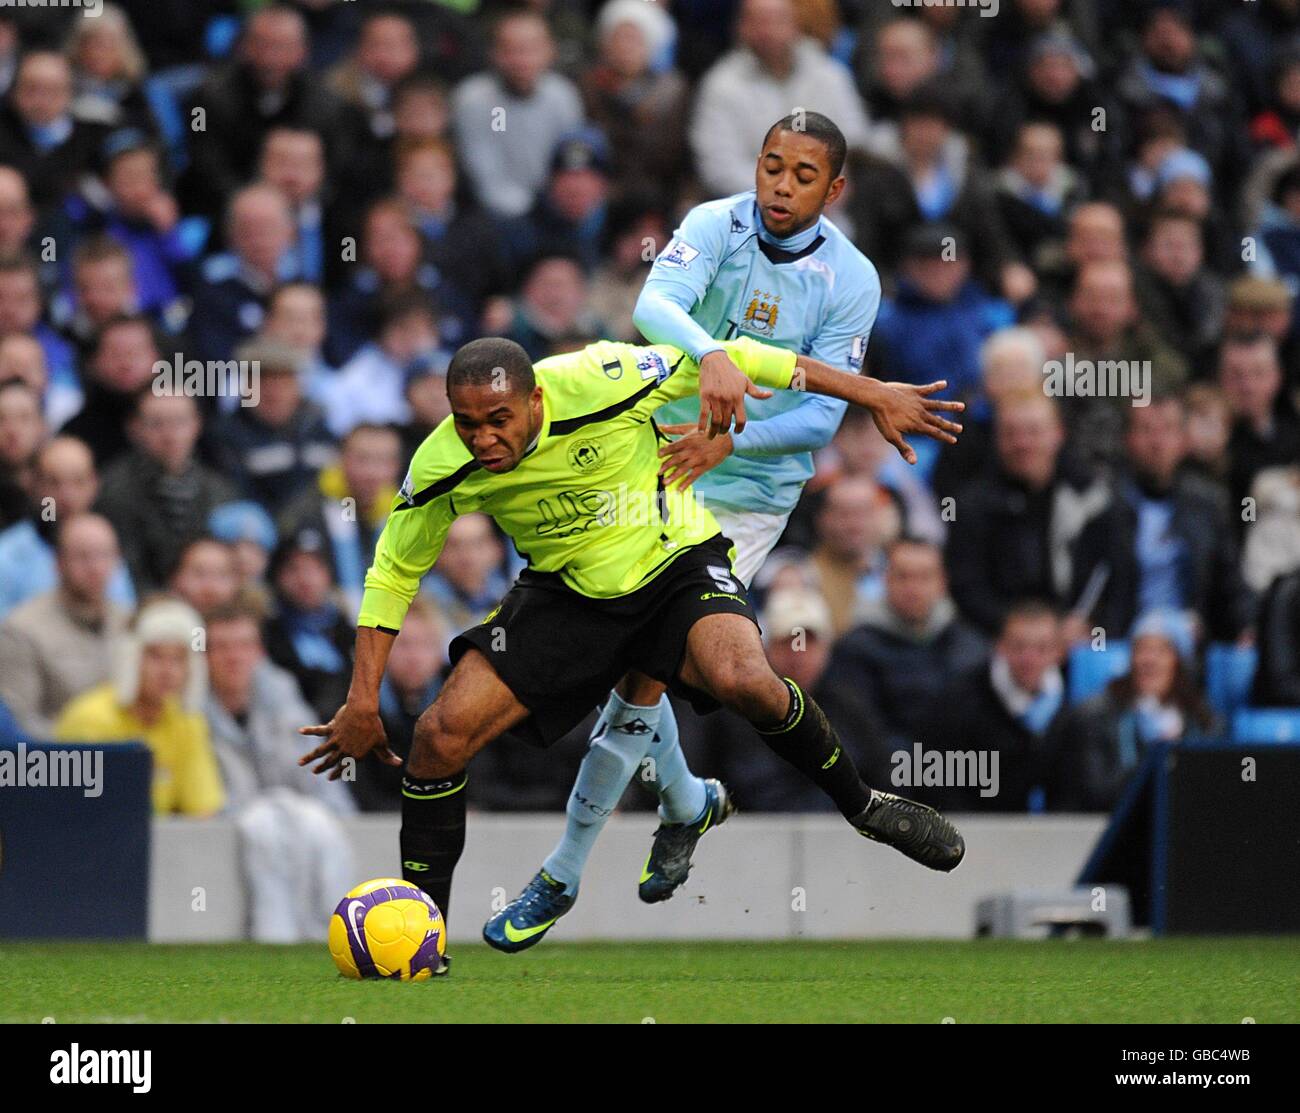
[485,113,899,950]
[643,156,882,580]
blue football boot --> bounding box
[638,778,734,903]
[482,869,577,953]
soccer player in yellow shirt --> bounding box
[300,335,965,968]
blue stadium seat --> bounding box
[1232,709,1300,744]
[1205,643,1258,717]
[1067,641,1130,704]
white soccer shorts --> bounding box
[706,504,793,589]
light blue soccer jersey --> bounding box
[640,190,881,514]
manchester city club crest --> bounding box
[743,289,780,335]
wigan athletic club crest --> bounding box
[567,439,603,473]
[743,289,781,335]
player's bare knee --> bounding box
[705,659,756,714]
[709,656,789,722]
[411,705,470,776]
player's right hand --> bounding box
[698,350,771,438]
[298,702,402,780]
[872,380,965,465]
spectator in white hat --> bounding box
[55,595,224,817]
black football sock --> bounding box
[400,771,468,926]
[755,679,872,819]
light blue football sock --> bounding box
[648,695,708,824]
[541,690,662,890]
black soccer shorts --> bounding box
[448,533,758,747]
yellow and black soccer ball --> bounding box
[328,878,446,981]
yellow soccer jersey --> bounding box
[357,336,796,631]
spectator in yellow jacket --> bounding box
[56,597,224,817]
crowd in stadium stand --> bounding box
[1,0,1299,832]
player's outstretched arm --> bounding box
[792,354,965,466]
[299,438,461,778]
[298,626,403,779]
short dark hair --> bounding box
[361,5,416,32]
[899,81,955,126]
[1002,599,1060,631]
[492,5,547,41]
[204,599,264,631]
[168,534,230,582]
[342,421,401,450]
[762,112,847,178]
[1144,208,1201,241]
[74,234,133,270]
[378,288,438,332]
[886,535,941,563]
[129,382,196,419]
[92,313,161,356]
[0,254,39,283]
[1218,330,1279,363]
[446,337,535,398]
[260,124,324,155]
[392,70,449,105]
[1124,390,1185,429]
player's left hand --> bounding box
[872,380,965,466]
[698,350,771,438]
[657,424,733,490]
[298,702,401,780]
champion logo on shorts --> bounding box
[699,591,747,605]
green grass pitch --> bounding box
[2,938,1296,1023]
